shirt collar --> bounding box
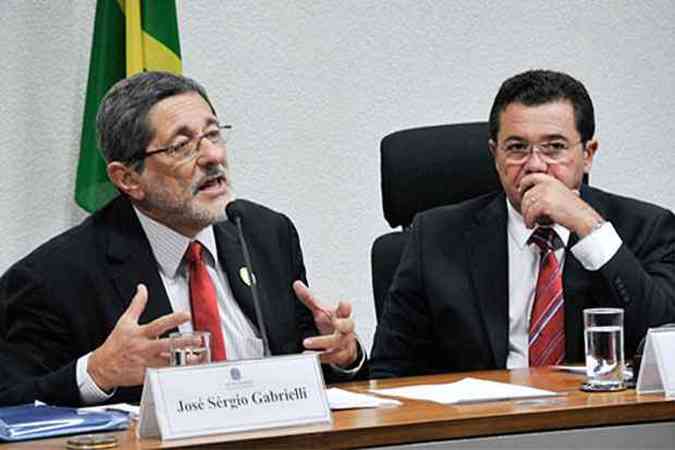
[133,207,219,278]
[506,199,570,250]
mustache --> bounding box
[191,164,228,195]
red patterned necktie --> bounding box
[528,227,565,366]
[185,241,227,361]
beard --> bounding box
[138,164,231,234]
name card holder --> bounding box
[636,328,675,397]
[137,353,331,440]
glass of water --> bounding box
[169,331,212,366]
[583,308,625,391]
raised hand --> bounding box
[293,280,358,368]
[87,284,190,392]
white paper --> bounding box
[553,365,634,380]
[552,365,587,374]
[371,377,559,404]
[80,403,140,416]
[326,388,401,410]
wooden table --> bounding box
[6,368,675,449]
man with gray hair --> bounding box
[0,71,364,406]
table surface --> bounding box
[5,368,675,450]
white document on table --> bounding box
[326,388,401,410]
[371,377,559,404]
[85,390,398,417]
[80,403,141,416]
[553,365,634,379]
[552,365,587,374]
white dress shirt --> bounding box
[505,200,623,368]
[77,208,262,403]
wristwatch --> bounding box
[589,218,606,234]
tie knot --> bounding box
[185,241,205,265]
[528,227,562,252]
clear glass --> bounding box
[583,308,624,390]
[169,331,212,366]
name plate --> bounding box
[636,328,675,397]
[137,353,331,440]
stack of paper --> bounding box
[371,377,559,404]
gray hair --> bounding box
[95,71,215,171]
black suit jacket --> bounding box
[370,186,675,378]
[0,196,350,405]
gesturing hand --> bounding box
[87,284,190,392]
[293,280,358,368]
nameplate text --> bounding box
[138,353,331,440]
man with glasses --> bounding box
[371,69,675,377]
[0,71,364,406]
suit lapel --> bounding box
[213,221,260,331]
[466,194,510,368]
[104,197,173,327]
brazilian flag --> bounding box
[75,0,182,213]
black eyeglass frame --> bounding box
[126,124,233,164]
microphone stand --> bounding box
[233,216,271,357]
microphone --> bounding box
[226,201,271,357]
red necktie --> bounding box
[185,241,227,361]
[528,228,565,366]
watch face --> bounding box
[66,434,118,449]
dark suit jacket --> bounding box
[0,196,353,406]
[370,186,675,378]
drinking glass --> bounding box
[169,331,212,366]
[583,308,625,391]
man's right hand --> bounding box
[519,173,603,237]
[87,284,190,392]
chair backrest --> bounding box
[372,122,502,319]
[381,122,501,229]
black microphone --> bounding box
[226,201,271,357]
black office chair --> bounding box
[371,122,502,320]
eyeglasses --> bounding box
[496,139,583,164]
[129,124,232,163]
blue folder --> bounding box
[0,403,129,442]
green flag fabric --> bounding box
[75,0,182,213]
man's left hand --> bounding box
[519,173,603,237]
[292,280,358,368]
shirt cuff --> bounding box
[329,335,367,377]
[571,221,623,271]
[76,353,115,405]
